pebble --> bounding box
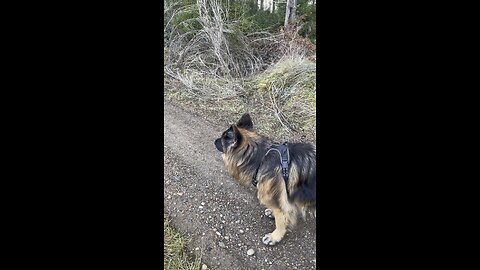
[219,242,226,248]
[201,264,208,270]
[224,236,229,240]
[216,231,221,236]
[247,249,255,256]
[239,229,244,234]
[199,206,203,209]
[195,247,199,251]
[201,202,205,205]
[167,195,171,199]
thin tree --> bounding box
[284,0,296,28]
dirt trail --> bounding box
[164,100,316,270]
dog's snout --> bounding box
[214,138,224,153]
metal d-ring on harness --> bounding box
[252,142,291,195]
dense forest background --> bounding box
[164,0,317,143]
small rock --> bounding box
[201,264,208,270]
[167,195,171,199]
[247,249,255,256]
[201,202,205,205]
[216,231,221,236]
[219,242,226,248]
[195,247,199,251]
[239,229,244,234]
[224,236,229,240]
[199,206,203,209]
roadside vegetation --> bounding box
[164,0,316,143]
[164,215,202,270]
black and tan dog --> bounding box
[214,113,316,245]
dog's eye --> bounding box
[226,130,234,139]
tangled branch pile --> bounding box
[164,0,316,142]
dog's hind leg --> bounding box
[262,207,287,246]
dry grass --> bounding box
[251,53,316,142]
[164,0,281,99]
[164,0,316,144]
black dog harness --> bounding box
[252,142,290,193]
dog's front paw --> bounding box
[264,209,275,219]
[262,233,279,246]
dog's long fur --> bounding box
[214,113,316,245]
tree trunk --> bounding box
[284,0,290,27]
[291,0,296,21]
[284,0,296,28]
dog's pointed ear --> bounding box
[237,113,253,130]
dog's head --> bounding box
[214,113,254,153]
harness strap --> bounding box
[252,143,290,195]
